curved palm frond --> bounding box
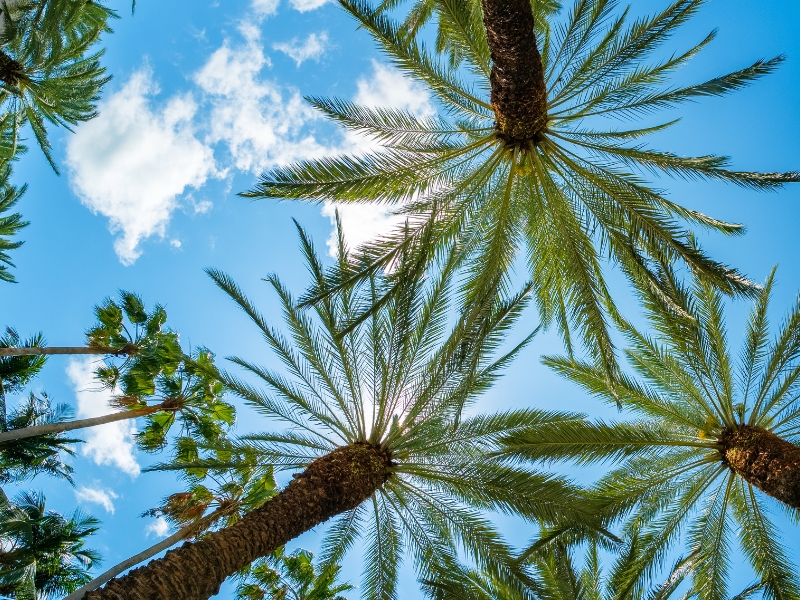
[246,0,797,377]
[196,224,603,600]
[500,263,800,600]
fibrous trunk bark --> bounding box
[0,405,161,443]
[0,50,24,86]
[721,425,800,509]
[83,443,391,600]
[64,506,234,600]
[480,0,548,143]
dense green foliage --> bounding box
[235,549,353,600]
[0,491,100,600]
[1,0,799,599]
[248,0,798,374]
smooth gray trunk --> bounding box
[0,407,158,442]
[0,347,118,357]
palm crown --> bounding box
[0,0,114,170]
[423,535,764,600]
[0,490,101,600]
[203,225,600,600]
[500,263,800,600]
[246,0,798,373]
[234,548,353,600]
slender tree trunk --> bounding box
[0,49,24,86]
[0,345,135,357]
[480,0,548,144]
[64,505,235,600]
[83,443,391,600]
[0,405,161,443]
[721,425,800,509]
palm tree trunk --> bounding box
[63,505,235,600]
[480,0,548,143]
[0,405,161,443]
[0,345,135,357]
[0,50,24,86]
[83,443,391,600]
[722,425,800,509]
[65,528,193,600]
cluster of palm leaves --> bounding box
[0,291,238,599]
[0,490,100,600]
[0,0,117,282]
[223,0,799,597]
[3,0,800,600]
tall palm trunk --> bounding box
[0,345,136,357]
[83,444,391,600]
[65,506,235,600]
[480,0,548,143]
[721,425,800,509]
[0,404,162,443]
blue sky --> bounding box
[2,0,800,597]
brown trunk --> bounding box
[83,443,391,600]
[721,425,800,509]
[0,50,24,86]
[480,0,548,144]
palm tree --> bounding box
[374,0,560,73]
[0,490,101,600]
[81,226,599,600]
[246,0,798,373]
[423,536,764,600]
[0,0,114,170]
[499,263,800,600]
[0,327,45,404]
[0,293,235,448]
[234,548,353,600]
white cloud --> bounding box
[146,517,170,538]
[67,359,140,477]
[273,32,329,67]
[66,68,217,265]
[289,0,331,11]
[323,62,434,257]
[353,61,435,119]
[194,28,332,174]
[75,486,119,514]
[251,0,279,17]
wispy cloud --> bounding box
[145,517,170,538]
[66,68,217,265]
[66,359,140,477]
[75,486,119,514]
[323,61,435,257]
[289,0,331,11]
[251,0,279,17]
[194,26,332,174]
[273,32,329,66]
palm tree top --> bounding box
[0,490,101,600]
[192,224,602,600]
[245,0,799,375]
[234,548,354,600]
[500,263,800,600]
